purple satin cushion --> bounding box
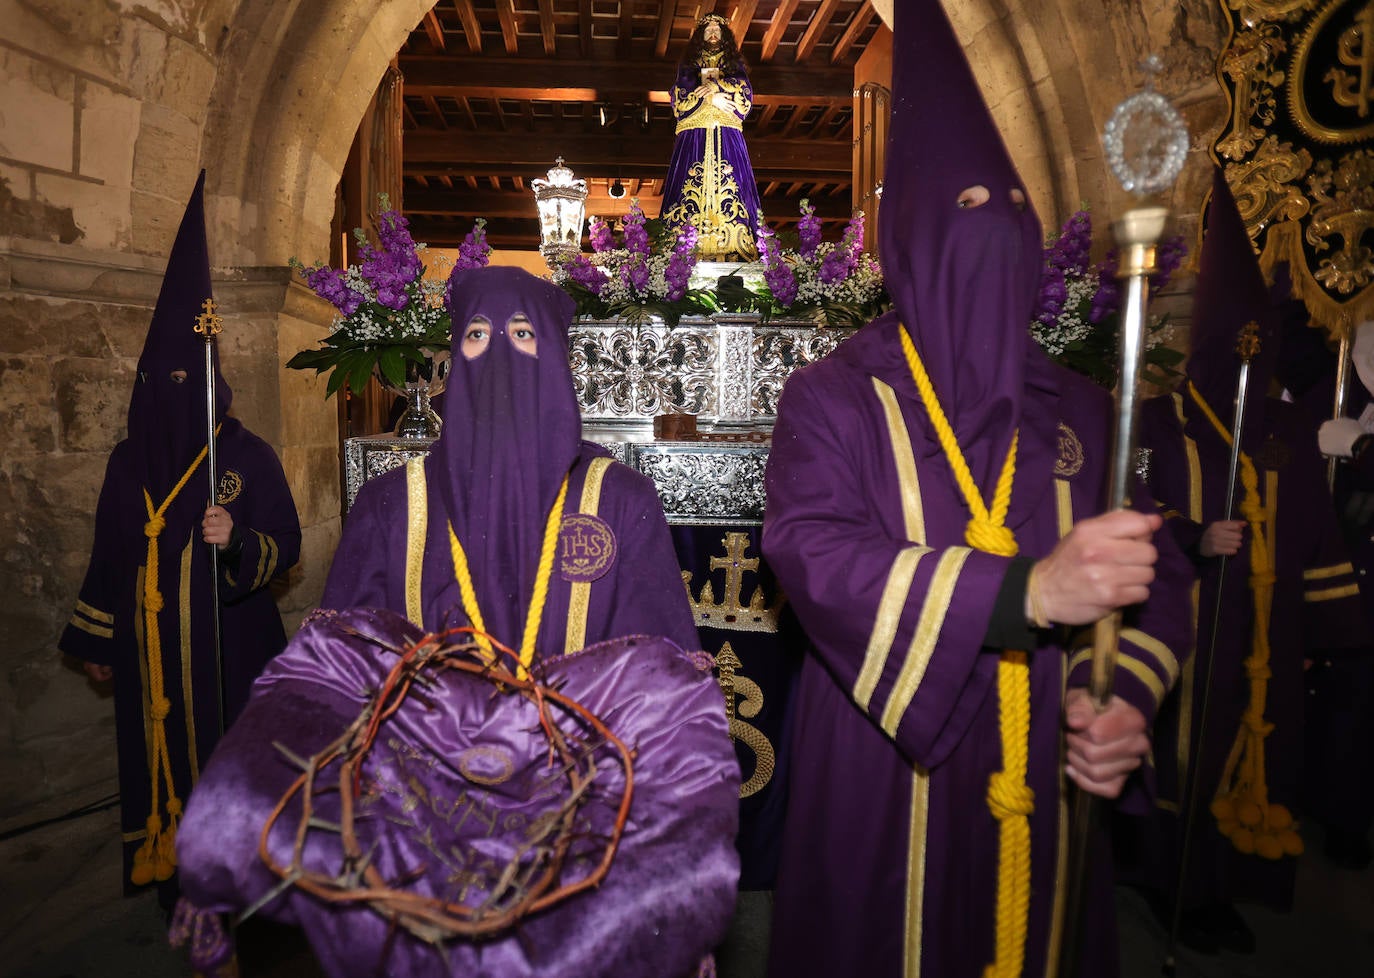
[177,608,741,977]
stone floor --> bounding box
[3,790,1371,977]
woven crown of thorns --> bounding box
[251,623,636,949]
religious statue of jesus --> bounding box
[659,13,762,262]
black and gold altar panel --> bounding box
[1214,0,1374,333]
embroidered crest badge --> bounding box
[558,514,617,582]
[1054,422,1085,478]
[217,469,244,504]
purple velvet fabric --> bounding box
[176,608,741,977]
[59,173,301,890]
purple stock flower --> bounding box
[1090,254,1121,324]
[798,199,823,259]
[664,225,698,301]
[621,203,650,257]
[588,216,615,253]
[621,258,651,294]
[758,227,798,306]
[566,255,609,296]
[304,264,366,317]
[455,218,491,270]
[1033,268,1068,325]
[819,248,853,286]
[1153,234,1187,291]
[1046,210,1093,276]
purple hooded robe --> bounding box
[760,3,1193,976]
[59,171,301,892]
[1132,169,1367,911]
[320,266,699,657]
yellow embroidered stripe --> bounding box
[854,546,930,710]
[1054,479,1073,538]
[564,457,613,656]
[880,547,972,736]
[903,766,932,978]
[873,378,926,541]
[1170,392,1202,792]
[69,614,114,639]
[1307,583,1360,602]
[1116,655,1167,708]
[1304,562,1355,581]
[405,460,428,627]
[76,599,114,624]
[1120,626,1180,687]
[252,529,270,592]
[178,535,199,782]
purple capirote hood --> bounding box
[425,265,581,648]
[871,0,1045,489]
[127,169,232,496]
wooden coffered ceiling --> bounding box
[397,0,884,250]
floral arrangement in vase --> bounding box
[754,200,888,327]
[552,198,890,328]
[554,200,717,327]
[286,195,491,397]
[1029,209,1187,389]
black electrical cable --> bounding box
[0,793,120,843]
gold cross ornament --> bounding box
[194,297,223,338]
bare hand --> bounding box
[1063,688,1149,798]
[84,661,113,683]
[1030,510,1160,626]
[1198,519,1245,558]
[202,505,234,547]
[709,92,734,113]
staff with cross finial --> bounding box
[194,296,227,736]
[1060,53,1188,977]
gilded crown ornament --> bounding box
[684,533,784,633]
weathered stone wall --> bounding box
[0,0,1231,825]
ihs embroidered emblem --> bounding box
[1054,422,1084,478]
[217,469,244,504]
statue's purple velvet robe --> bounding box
[1127,168,1367,912]
[761,2,1192,974]
[59,172,301,890]
[659,48,761,260]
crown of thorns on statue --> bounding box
[252,624,635,948]
[698,13,729,29]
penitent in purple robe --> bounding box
[762,2,1192,975]
[175,267,738,976]
[320,267,699,657]
[59,171,301,892]
[764,321,1194,978]
[1128,168,1368,913]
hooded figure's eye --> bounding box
[462,317,492,360]
[170,370,188,384]
[1010,188,1027,212]
[956,185,990,209]
[507,314,538,358]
